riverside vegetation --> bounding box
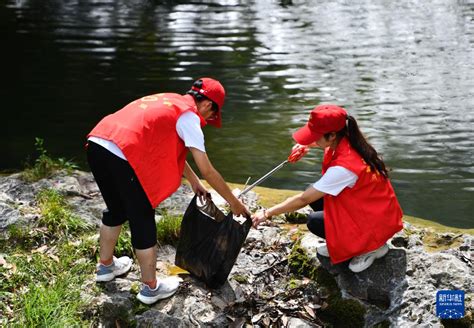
[0,140,472,327]
[0,140,185,326]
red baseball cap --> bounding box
[191,77,225,128]
[292,104,347,145]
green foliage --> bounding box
[61,235,99,262]
[315,268,366,328]
[287,278,300,289]
[288,242,366,328]
[156,213,183,247]
[37,188,91,236]
[22,137,77,182]
[15,276,87,327]
[232,274,249,284]
[5,224,37,249]
[320,298,366,328]
[285,211,308,224]
[0,185,100,325]
[288,241,318,280]
[115,223,134,258]
[6,223,29,240]
[1,245,95,326]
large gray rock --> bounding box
[136,310,193,327]
[299,230,473,327]
[317,248,407,310]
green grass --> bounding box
[0,188,187,325]
[156,212,183,247]
[115,223,134,257]
[37,189,91,236]
[0,188,97,326]
[22,137,78,182]
[15,276,85,327]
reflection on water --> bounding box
[2,0,473,227]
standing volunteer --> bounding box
[86,77,250,304]
[252,104,403,273]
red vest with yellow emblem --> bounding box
[322,137,403,264]
[88,93,206,208]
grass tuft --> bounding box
[37,188,91,236]
[156,212,182,247]
[22,137,77,182]
[17,277,86,327]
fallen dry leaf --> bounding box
[251,313,264,323]
[32,245,48,254]
[48,254,60,263]
[304,305,315,318]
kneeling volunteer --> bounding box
[252,104,403,273]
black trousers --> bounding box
[306,198,325,239]
[87,141,157,249]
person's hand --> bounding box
[251,210,267,228]
[230,199,250,217]
[191,181,208,201]
[288,144,309,163]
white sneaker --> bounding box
[96,256,132,282]
[136,277,180,305]
[349,244,389,273]
[317,244,330,257]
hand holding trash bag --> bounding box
[191,179,208,196]
[175,195,252,288]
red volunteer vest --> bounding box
[322,137,403,264]
[88,93,206,208]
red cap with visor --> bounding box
[191,77,225,128]
[292,104,347,145]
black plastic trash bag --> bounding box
[175,194,252,289]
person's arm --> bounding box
[183,161,208,197]
[252,186,325,227]
[189,147,250,217]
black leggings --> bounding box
[87,141,157,249]
[306,198,325,239]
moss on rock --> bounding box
[421,232,463,253]
[232,274,249,284]
[288,241,318,280]
[285,211,307,224]
[288,241,366,328]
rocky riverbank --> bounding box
[0,170,472,327]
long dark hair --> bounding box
[329,115,389,178]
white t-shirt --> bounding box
[88,111,206,160]
[175,111,206,152]
[88,136,127,160]
[312,166,358,196]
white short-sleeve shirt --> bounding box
[312,166,358,196]
[88,111,206,160]
[175,111,206,152]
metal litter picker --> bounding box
[239,144,308,197]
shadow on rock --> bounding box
[317,248,408,326]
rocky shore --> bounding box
[0,170,472,327]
